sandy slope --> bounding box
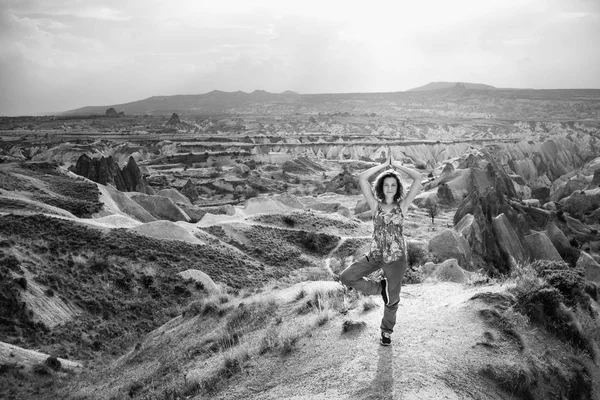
[210,281,509,400]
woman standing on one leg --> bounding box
[340,150,421,346]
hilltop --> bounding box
[407,81,497,91]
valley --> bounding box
[1,87,600,399]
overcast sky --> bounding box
[1,0,599,116]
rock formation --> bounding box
[577,252,600,284]
[177,269,220,294]
[166,113,182,126]
[129,193,190,222]
[282,157,327,175]
[325,169,360,195]
[558,188,600,221]
[428,230,473,269]
[156,188,191,205]
[105,108,118,117]
[524,231,563,262]
[181,179,199,203]
[70,154,151,194]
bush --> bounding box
[14,277,27,290]
[511,260,597,357]
[32,363,52,375]
[403,267,424,284]
[282,215,295,227]
[303,231,323,252]
[45,356,61,371]
[89,257,111,273]
[406,241,427,267]
[342,320,367,333]
[0,255,21,272]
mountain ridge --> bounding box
[407,81,497,91]
[60,87,600,118]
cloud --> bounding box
[1,0,600,114]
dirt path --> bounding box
[212,281,508,400]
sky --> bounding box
[1,0,599,116]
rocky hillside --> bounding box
[1,155,600,398]
[2,98,600,399]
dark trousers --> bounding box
[340,254,408,333]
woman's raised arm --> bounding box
[357,155,391,212]
[390,154,421,213]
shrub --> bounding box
[282,215,296,227]
[45,356,61,371]
[14,277,27,290]
[402,267,424,284]
[342,320,367,333]
[508,260,599,357]
[303,231,323,252]
[295,289,307,301]
[89,257,111,273]
[32,363,52,376]
[280,331,301,355]
[362,298,378,312]
[0,255,21,272]
[126,380,144,397]
[406,241,427,267]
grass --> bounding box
[506,260,599,359]
[472,259,600,399]
[201,224,339,267]
[4,163,105,218]
[0,213,298,362]
[251,210,362,235]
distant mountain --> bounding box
[59,87,600,118]
[62,90,301,116]
[408,82,497,92]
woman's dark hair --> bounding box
[373,170,404,203]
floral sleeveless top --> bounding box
[369,202,406,263]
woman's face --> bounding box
[382,177,398,198]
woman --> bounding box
[340,151,421,346]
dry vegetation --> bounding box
[470,259,600,399]
[0,162,103,217]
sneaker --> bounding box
[380,331,392,346]
[381,278,389,305]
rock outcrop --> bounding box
[177,269,220,294]
[558,188,600,221]
[156,188,191,205]
[492,213,529,267]
[428,229,473,269]
[308,202,342,213]
[586,169,600,190]
[166,113,183,126]
[273,193,305,209]
[577,252,600,284]
[181,179,199,203]
[325,169,360,195]
[94,184,156,223]
[70,154,151,194]
[523,231,563,262]
[423,259,471,283]
[130,193,190,222]
[282,157,327,175]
